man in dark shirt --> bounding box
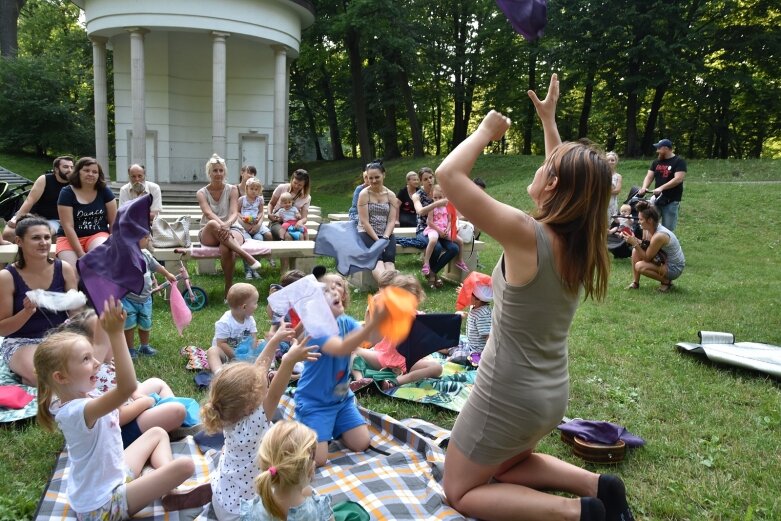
[638,139,686,231]
[2,156,73,241]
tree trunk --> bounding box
[450,2,468,149]
[381,76,401,160]
[397,67,424,157]
[0,0,25,58]
[578,64,597,139]
[641,82,667,152]
[319,64,344,160]
[523,49,536,155]
[301,96,323,161]
[344,27,372,161]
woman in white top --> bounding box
[197,154,262,299]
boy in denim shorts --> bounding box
[121,236,177,358]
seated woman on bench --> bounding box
[197,154,262,299]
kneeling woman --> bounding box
[624,200,685,292]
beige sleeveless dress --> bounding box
[451,219,579,465]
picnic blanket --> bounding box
[0,358,37,423]
[676,330,781,378]
[379,354,477,412]
[36,394,472,520]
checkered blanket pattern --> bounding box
[36,394,471,520]
[0,359,37,423]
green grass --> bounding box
[1,153,780,519]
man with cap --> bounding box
[118,164,163,222]
[638,139,686,231]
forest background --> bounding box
[0,0,779,163]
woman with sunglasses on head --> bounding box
[197,154,263,299]
[437,74,634,521]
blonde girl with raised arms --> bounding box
[240,420,334,520]
[34,297,196,519]
[202,322,319,520]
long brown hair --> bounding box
[534,142,612,301]
[13,215,54,269]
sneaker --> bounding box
[170,423,203,441]
[245,269,255,280]
[269,258,277,268]
[422,263,431,276]
[455,260,470,272]
[138,344,158,356]
[161,482,212,511]
[128,348,138,360]
[252,269,262,280]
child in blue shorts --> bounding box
[294,274,387,466]
[121,235,177,359]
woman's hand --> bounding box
[528,73,559,123]
[477,110,511,142]
[22,297,37,315]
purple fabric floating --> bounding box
[558,419,645,448]
[495,0,548,41]
[77,194,150,314]
[314,221,389,276]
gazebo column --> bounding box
[128,28,148,167]
[212,32,229,158]
[273,45,288,183]
[90,36,109,177]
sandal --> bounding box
[434,277,444,288]
[657,282,673,293]
[380,380,396,391]
[421,263,431,276]
[349,377,373,393]
[626,282,639,290]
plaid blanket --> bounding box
[0,359,37,423]
[36,394,472,520]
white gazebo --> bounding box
[73,0,314,186]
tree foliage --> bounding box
[291,0,780,159]
[0,0,93,156]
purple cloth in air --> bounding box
[495,0,548,41]
[77,194,151,314]
[314,220,389,276]
[558,419,645,448]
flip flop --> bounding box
[657,282,673,293]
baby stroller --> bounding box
[607,186,644,259]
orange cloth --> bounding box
[456,271,493,310]
[446,202,459,241]
[368,286,419,343]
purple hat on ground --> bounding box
[558,419,645,448]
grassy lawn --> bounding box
[0,152,779,519]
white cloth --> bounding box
[119,181,163,212]
[267,275,338,338]
[54,396,126,513]
[212,311,257,348]
[212,404,272,517]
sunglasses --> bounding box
[209,157,226,164]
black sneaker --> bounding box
[138,344,158,356]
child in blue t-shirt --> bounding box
[294,275,387,467]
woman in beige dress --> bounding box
[437,74,633,521]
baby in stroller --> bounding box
[607,187,644,259]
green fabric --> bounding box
[333,500,370,521]
[351,355,398,384]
